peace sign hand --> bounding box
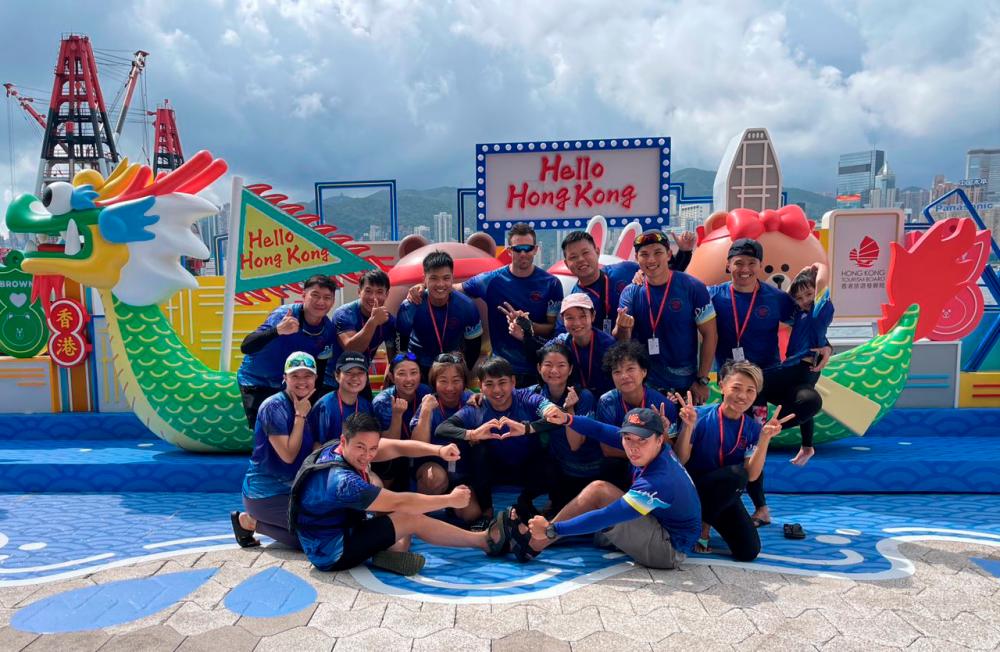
[671,231,697,251]
[654,401,672,433]
[762,405,796,439]
[673,391,697,428]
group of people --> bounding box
[230,221,834,575]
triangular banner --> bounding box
[234,188,374,293]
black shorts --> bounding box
[327,515,397,571]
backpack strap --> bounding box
[287,442,354,534]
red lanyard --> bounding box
[335,444,369,483]
[729,283,758,346]
[621,388,647,414]
[571,336,595,388]
[717,405,745,467]
[582,273,610,316]
[337,390,357,425]
[427,299,450,353]
[644,274,673,332]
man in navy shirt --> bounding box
[615,230,717,403]
[324,269,398,391]
[506,407,701,569]
[463,223,563,386]
[237,275,339,428]
[560,230,696,333]
[435,356,558,519]
[396,251,483,380]
[708,238,830,526]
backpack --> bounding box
[286,441,356,534]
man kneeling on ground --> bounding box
[289,412,509,575]
[503,407,701,568]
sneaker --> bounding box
[371,550,426,576]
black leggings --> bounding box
[691,465,760,562]
[466,442,548,517]
[239,385,280,430]
[745,362,823,509]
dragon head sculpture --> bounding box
[4,151,226,307]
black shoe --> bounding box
[230,511,260,548]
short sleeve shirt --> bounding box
[684,403,763,474]
[596,387,678,435]
[237,304,338,388]
[570,261,641,329]
[709,281,796,370]
[449,388,551,466]
[372,384,432,438]
[324,300,397,386]
[242,392,315,499]
[310,391,374,445]
[546,330,618,396]
[396,292,482,367]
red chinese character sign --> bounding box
[476,138,670,239]
[879,218,991,341]
[46,298,91,367]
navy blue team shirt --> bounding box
[462,267,563,374]
[396,291,482,367]
[684,403,763,474]
[243,392,316,499]
[597,386,679,436]
[546,329,617,396]
[310,391,374,445]
[442,388,554,467]
[570,261,640,330]
[372,384,433,438]
[709,281,796,370]
[323,300,398,387]
[784,288,834,366]
[237,303,337,388]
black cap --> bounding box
[727,238,763,260]
[619,408,664,439]
[335,351,368,372]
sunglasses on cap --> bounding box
[391,351,418,364]
[286,357,316,370]
[509,244,536,253]
[435,352,464,364]
[634,231,670,248]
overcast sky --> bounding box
[2,0,998,220]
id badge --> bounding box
[732,347,745,362]
[603,318,613,334]
[647,337,661,355]
[448,460,457,473]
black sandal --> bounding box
[485,513,512,557]
[506,507,541,563]
[230,511,260,548]
[783,523,806,540]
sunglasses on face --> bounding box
[287,357,316,370]
[391,352,418,364]
[509,244,536,253]
[634,232,670,247]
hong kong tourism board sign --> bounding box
[475,137,671,238]
[822,208,905,320]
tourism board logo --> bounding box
[849,236,880,268]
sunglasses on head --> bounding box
[435,352,464,364]
[391,352,418,364]
[509,244,536,253]
[634,232,670,247]
[287,357,316,370]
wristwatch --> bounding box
[696,376,710,386]
[521,420,533,434]
[545,524,558,540]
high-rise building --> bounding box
[414,225,431,239]
[713,128,783,212]
[966,149,1000,201]
[898,187,930,222]
[837,149,885,207]
[434,211,453,243]
[870,161,898,208]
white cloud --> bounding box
[222,28,241,45]
[292,92,325,118]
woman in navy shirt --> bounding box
[232,351,319,548]
[672,361,794,561]
[372,352,431,491]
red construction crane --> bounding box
[150,99,184,175]
[3,83,46,129]
[112,50,148,144]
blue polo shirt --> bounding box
[685,404,762,474]
[570,261,641,331]
[618,272,715,391]
[545,329,617,396]
[324,300,397,386]
[372,384,432,438]
[558,415,701,553]
[396,291,482,367]
[443,388,554,467]
[237,303,337,388]
[295,447,381,570]
[242,392,316,499]
[709,281,796,370]
[310,391,374,445]
[785,289,835,366]
[528,384,601,478]
[462,267,563,373]
[596,387,678,435]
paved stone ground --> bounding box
[1,540,998,651]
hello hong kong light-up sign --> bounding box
[476,138,670,237]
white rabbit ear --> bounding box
[614,222,643,261]
[586,215,608,253]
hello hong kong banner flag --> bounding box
[233,189,374,294]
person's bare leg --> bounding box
[790,447,815,466]
[389,535,412,552]
[389,512,490,551]
[415,463,448,495]
[238,513,257,531]
[513,480,624,553]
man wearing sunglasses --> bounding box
[396,251,483,381]
[615,230,717,405]
[237,275,339,429]
[462,223,563,387]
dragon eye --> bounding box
[42,182,74,215]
